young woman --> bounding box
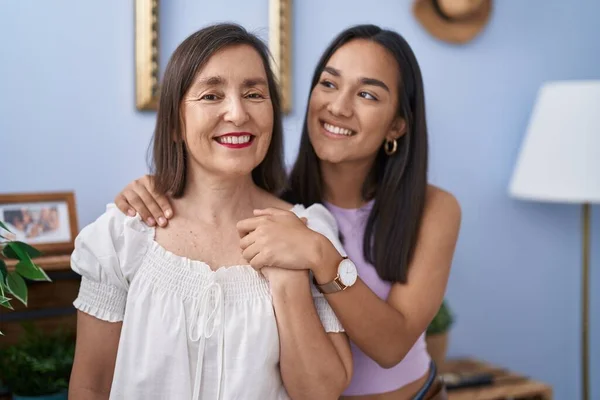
[116,24,460,399]
[69,24,352,400]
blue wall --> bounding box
[1,1,599,398]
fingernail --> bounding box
[165,209,173,218]
[158,217,167,226]
[147,217,155,226]
[128,209,136,217]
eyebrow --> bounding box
[194,75,268,88]
[196,75,224,86]
[242,77,268,88]
[323,66,390,93]
[324,66,341,77]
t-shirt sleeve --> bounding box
[71,205,144,322]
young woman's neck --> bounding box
[320,158,374,209]
[175,168,260,225]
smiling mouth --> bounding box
[214,133,255,148]
[321,121,356,137]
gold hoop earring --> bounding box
[384,139,398,156]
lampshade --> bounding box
[509,80,600,204]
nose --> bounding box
[327,92,353,118]
[223,96,249,126]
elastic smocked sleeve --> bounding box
[71,204,152,322]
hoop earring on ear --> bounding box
[384,138,398,156]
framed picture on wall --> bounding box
[134,0,293,113]
[0,192,79,255]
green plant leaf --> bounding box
[0,219,12,233]
[0,325,76,394]
[14,241,43,258]
[6,271,27,306]
[2,243,23,260]
[426,300,454,336]
[0,294,14,310]
[3,241,42,260]
[0,258,7,283]
[16,260,51,282]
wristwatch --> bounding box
[314,257,358,294]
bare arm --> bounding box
[69,312,122,399]
[312,187,461,368]
[267,269,352,400]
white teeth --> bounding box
[217,135,252,144]
[323,122,353,136]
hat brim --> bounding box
[413,0,492,44]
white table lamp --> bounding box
[509,80,600,400]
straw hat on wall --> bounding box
[413,0,492,44]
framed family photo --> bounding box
[0,192,79,255]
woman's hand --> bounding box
[237,208,325,272]
[114,175,173,227]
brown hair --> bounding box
[150,23,286,197]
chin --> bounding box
[217,166,256,178]
[226,160,263,176]
[313,147,347,165]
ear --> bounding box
[386,117,407,142]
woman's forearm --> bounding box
[319,278,415,368]
[270,277,350,399]
[312,238,414,368]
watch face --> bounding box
[338,258,358,287]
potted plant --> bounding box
[425,299,454,369]
[0,220,51,335]
[0,324,75,400]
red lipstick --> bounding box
[214,132,255,149]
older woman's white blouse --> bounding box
[71,203,346,400]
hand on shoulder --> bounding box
[114,175,173,227]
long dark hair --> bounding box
[286,25,428,283]
[151,23,286,197]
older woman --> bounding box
[68,24,352,400]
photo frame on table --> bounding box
[0,192,79,256]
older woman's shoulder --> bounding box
[260,191,294,211]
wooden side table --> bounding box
[4,254,72,273]
[1,254,78,344]
[441,358,553,400]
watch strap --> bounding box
[313,256,350,294]
[313,276,345,294]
